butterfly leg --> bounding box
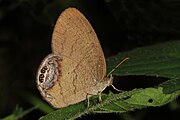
[86,92,103,108]
[111,84,123,92]
[86,94,90,108]
[109,74,123,92]
[86,93,94,108]
[98,92,102,103]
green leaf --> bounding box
[39,41,180,120]
[107,40,180,78]
[39,101,87,120]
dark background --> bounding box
[0,0,180,119]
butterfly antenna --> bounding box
[107,57,129,77]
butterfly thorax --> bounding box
[88,76,113,95]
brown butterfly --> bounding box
[36,8,128,108]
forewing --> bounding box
[51,8,106,80]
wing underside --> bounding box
[47,8,107,108]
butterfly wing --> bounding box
[52,8,106,80]
[45,8,107,108]
[43,55,105,108]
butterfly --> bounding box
[36,8,128,108]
